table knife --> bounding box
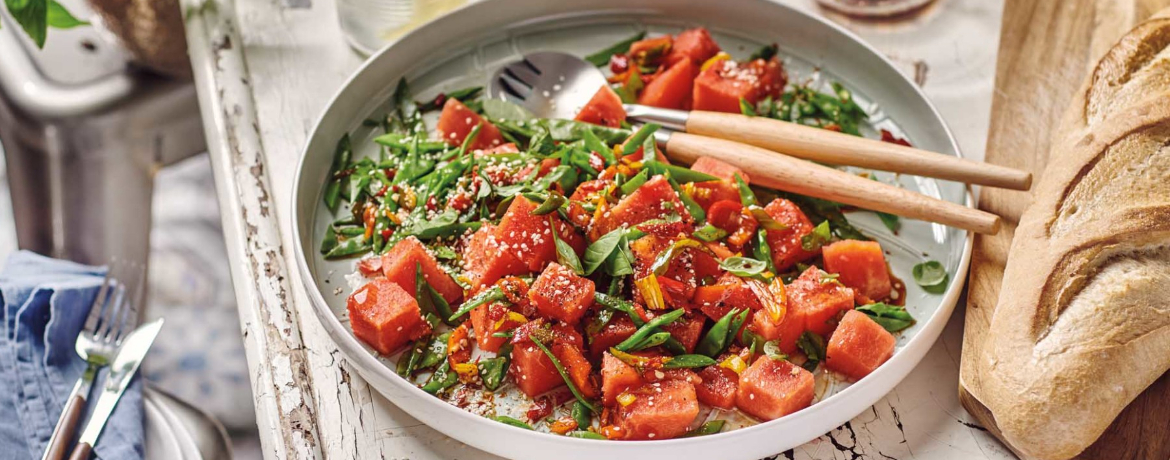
[67,319,163,460]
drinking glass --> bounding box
[336,0,468,54]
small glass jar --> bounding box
[336,0,468,55]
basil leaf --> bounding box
[763,340,787,360]
[585,32,646,67]
[796,331,826,372]
[550,217,585,275]
[912,260,948,294]
[719,256,768,277]
[481,99,536,123]
[582,128,615,165]
[7,0,48,47]
[857,303,916,332]
[583,229,624,275]
[661,354,717,369]
[567,430,606,440]
[539,119,631,145]
[740,98,757,116]
[877,212,900,233]
[47,0,87,29]
[800,220,832,252]
[603,236,635,277]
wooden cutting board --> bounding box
[958,0,1170,459]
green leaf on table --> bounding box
[857,303,916,332]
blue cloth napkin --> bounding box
[0,251,144,460]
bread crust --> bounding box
[977,12,1170,460]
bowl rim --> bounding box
[290,0,975,456]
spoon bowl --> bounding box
[490,51,609,119]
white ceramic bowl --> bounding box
[291,1,973,458]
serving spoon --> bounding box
[489,51,1004,235]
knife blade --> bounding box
[72,319,164,456]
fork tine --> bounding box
[503,66,537,88]
[112,263,145,344]
[498,77,530,101]
[94,280,126,342]
[83,266,115,333]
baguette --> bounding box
[976,11,1170,460]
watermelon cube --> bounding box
[528,262,596,324]
[822,240,893,300]
[381,236,463,304]
[469,301,522,353]
[788,266,856,337]
[695,365,739,409]
[693,273,762,321]
[574,85,627,128]
[638,59,698,110]
[602,352,645,406]
[614,379,700,440]
[664,28,722,67]
[826,310,896,381]
[762,198,818,271]
[462,223,526,290]
[510,342,564,397]
[748,308,805,355]
[593,176,691,238]
[495,196,586,273]
[590,315,638,360]
[661,313,706,353]
[736,357,814,421]
[554,342,597,398]
[436,98,505,151]
[346,278,431,355]
[693,58,787,114]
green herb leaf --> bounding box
[594,293,646,327]
[719,256,769,277]
[796,331,826,372]
[661,354,717,369]
[582,128,615,165]
[857,303,916,332]
[763,340,787,361]
[481,99,536,123]
[550,217,585,275]
[491,415,533,430]
[46,0,88,29]
[877,212,900,233]
[749,43,779,61]
[7,0,48,47]
[740,98,757,116]
[800,220,832,252]
[585,31,647,67]
[324,237,371,259]
[682,420,726,437]
[582,229,624,275]
[912,260,949,294]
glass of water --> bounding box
[336,0,468,55]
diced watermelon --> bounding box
[664,28,721,67]
[628,234,719,309]
[495,196,586,273]
[749,308,805,355]
[693,273,762,321]
[554,342,597,398]
[436,98,505,151]
[510,342,564,397]
[602,352,645,406]
[528,262,596,324]
[736,357,814,421]
[695,365,738,409]
[589,315,637,360]
[574,85,627,128]
[592,176,691,238]
[661,313,706,353]
[638,59,698,110]
[693,58,787,114]
[469,301,522,353]
[357,257,382,277]
[511,319,584,349]
[826,310,896,381]
[822,240,893,300]
[462,223,526,290]
[380,236,463,304]
[690,156,749,183]
[346,278,431,355]
[762,199,818,271]
[788,266,856,337]
[614,379,700,440]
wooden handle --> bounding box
[66,442,91,460]
[685,111,1033,191]
[42,394,86,460]
[665,133,1001,234]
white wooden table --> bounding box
[182,0,1017,458]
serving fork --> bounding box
[42,262,144,460]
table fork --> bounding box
[42,262,143,460]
